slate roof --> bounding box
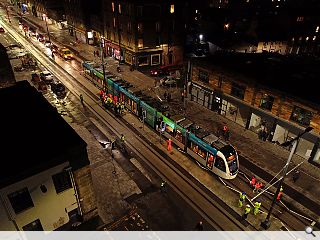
[0,81,89,188]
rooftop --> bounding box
[0,81,89,188]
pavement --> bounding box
[3,4,320,230]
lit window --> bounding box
[316,26,319,33]
[128,21,132,32]
[111,2,114,12]
[138,38,143,48]
[156,22,160,32]
[260,94,274,111]
[113,17,116,28]
[313,36,316,41]
[290,106,312,127]
[297,16,304,22]
[118,4,121,14]
[138,23,143,33]
[170,4,174,14]
[306,36,309,41]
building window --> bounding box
[127,21,132,32]
[231,83,245,99]
[137,23,143,34]
[218,76,223,88]
[8,187,34,214]
[151,54,160,65]
[52,171,72,194]
[198,70,209,83]
[111,2,114,12]
[296,16,304,22]
[113,17,116,28]
[138,38,143,48]
[156,35,161,46]
[156,22,161,32]
[138,56,149,66]
[137,6,143,17]
[23,219,43,231]
[118,3,121,14]
[290,106,312,126]
[260,94,274,111]
[170,4,174,14]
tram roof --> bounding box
[170,114,185,123]
[179,119,194,129]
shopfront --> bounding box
[190,83,214,110]
[105,41,121,60]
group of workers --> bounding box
[239,192,262,219]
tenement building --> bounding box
[189,52,320,166]
[0,81,96,231]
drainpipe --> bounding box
[65,167,83,219]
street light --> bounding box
[43,14,51,43]
[261,126,313,229]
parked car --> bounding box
[50,44,58,53]
[50,80,66,96]
[40,71,54,83]
[0,26,5,33]
[44,40,51,48]
[31,73,40,82]
[58,47,73,60]
[37,81,48,93]
[160,76,177,87]
[37,34,45,42]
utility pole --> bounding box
[261,126,313,229]
[100,37,107,93]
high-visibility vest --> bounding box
[239,193,246,201]
[245,206,251,214]
[254,202,261,209]
[120,135,125,141]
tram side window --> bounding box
[175,129,184,144]
[207,154,215,169]
[214,156,226,172]
[190,142,206,159]
[165,124,174,136]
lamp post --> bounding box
[43,14,51,43]
[100,37,107,93]
[261,126,313,229]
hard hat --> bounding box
[242,191,246,195]
[246,204,250,207]
[257,198,260,202]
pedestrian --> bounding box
[292,169,300,183]
[160,180,166,193]
[239,192,246,207]
[242,205,251,220]
[52,53,55,60]
[222,123,228,138]
[195,221,203,231]
[164,91,167,100]
[120,102,125,114]
[80,94,84,105]
[277,186,283,201]
[166,138,172,151]
[249,176,256,189]
[94,50,96,57]
[181,92,184,102]
[253,199,261,215]
[120,134,125,142]
[167,93,171,102]
[224,129,230,141]
[253,182,263,193]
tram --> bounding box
[82,61,239,179]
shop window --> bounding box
[231,83,245,100]
[113,17,116,28]
[191,142,206,159]
[137,23,143,34]
[8,187,34,214]
[118,3,121,14]
[138,38,144,48]
[138,56,149,66]
[175,129,185,144]
[151,54,160,65]
[111,2,114,12]
[214,156,226,172]
[290,106,312,126]
[23,219,43,231]
[52,171,72,194]
[260,94,274,111]
[198,70,209,83]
